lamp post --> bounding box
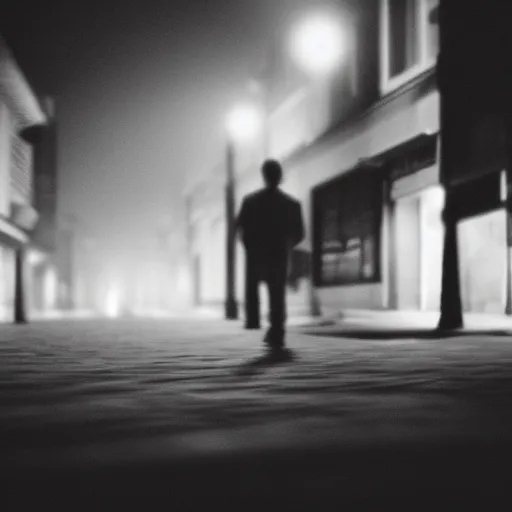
[224,104,262,320]
[288,12,345,317]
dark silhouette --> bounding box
[236,159,305,350]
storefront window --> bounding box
[314,169,383,286]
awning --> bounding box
[361,132,439,169]
[312,132,439,194]
[0,35,47,129]
[0,215,28,248]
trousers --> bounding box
[245,249,288,331]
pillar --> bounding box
[14,246,27,324]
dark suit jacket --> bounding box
[236,188,305,258]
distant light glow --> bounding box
[290,13,345,75]
[176,268,189,295]
[225,104,262,142]
[105,286,120,318]
[44,267,57,309]
[27,249,45,266]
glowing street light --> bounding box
[225,103,262,143]
[224,102,262,320]
[289,13,345,75]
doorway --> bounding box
[395,195,421,310]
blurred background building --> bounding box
[0,32,58,322]
[55,215,102,314]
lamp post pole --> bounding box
[14,245,27,324]
[225,137,238,320]
[506,210,512,315]
[505,96,512,315]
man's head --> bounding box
[261,159,283,189]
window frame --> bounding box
[380,0,438,95]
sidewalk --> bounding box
[18,304,512,334]
[186,304,512,333]
[187,304,336,327]
[335,308,512,332]
[30,309,98,321]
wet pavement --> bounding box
[3,317,512,508]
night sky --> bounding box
[0,0,319,271]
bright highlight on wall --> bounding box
[44,267,57,309]
[27,249,45,266]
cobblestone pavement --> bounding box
[3,318,512,507]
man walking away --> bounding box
[236,159,305,350]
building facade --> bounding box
[22,97,59,314]
[0,34,52,321]
[188,0,510,319]
[55,219,102,313]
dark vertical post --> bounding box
[437,0,463,330]
[505,210,512,315]
[225,139,238,320]
[309,191,322,317]
[14,246,27,324]
[505,85,512,315]
[385,181,398,309]
[438,191,463,329]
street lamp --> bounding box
[226,105,262,144]
[289,12,346,76]
[224,103,262,320]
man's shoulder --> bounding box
[243,190,264,204]
[278,190,301,207]
[244,189,301,206]
[244,189,269,203]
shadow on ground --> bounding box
[300,328,512,340]
[234,348,296,376]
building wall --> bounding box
[0,101,11,216]
[419,185,444,310]
[0,35,50,321]
[10,131,33,205]
[31,104,58,254]
[0,97,40,319]
[458,210,507,314]
[283,86,439,312]
[0,244,14,320]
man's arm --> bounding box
[290,202,305,248]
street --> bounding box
[3,317,512,507]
